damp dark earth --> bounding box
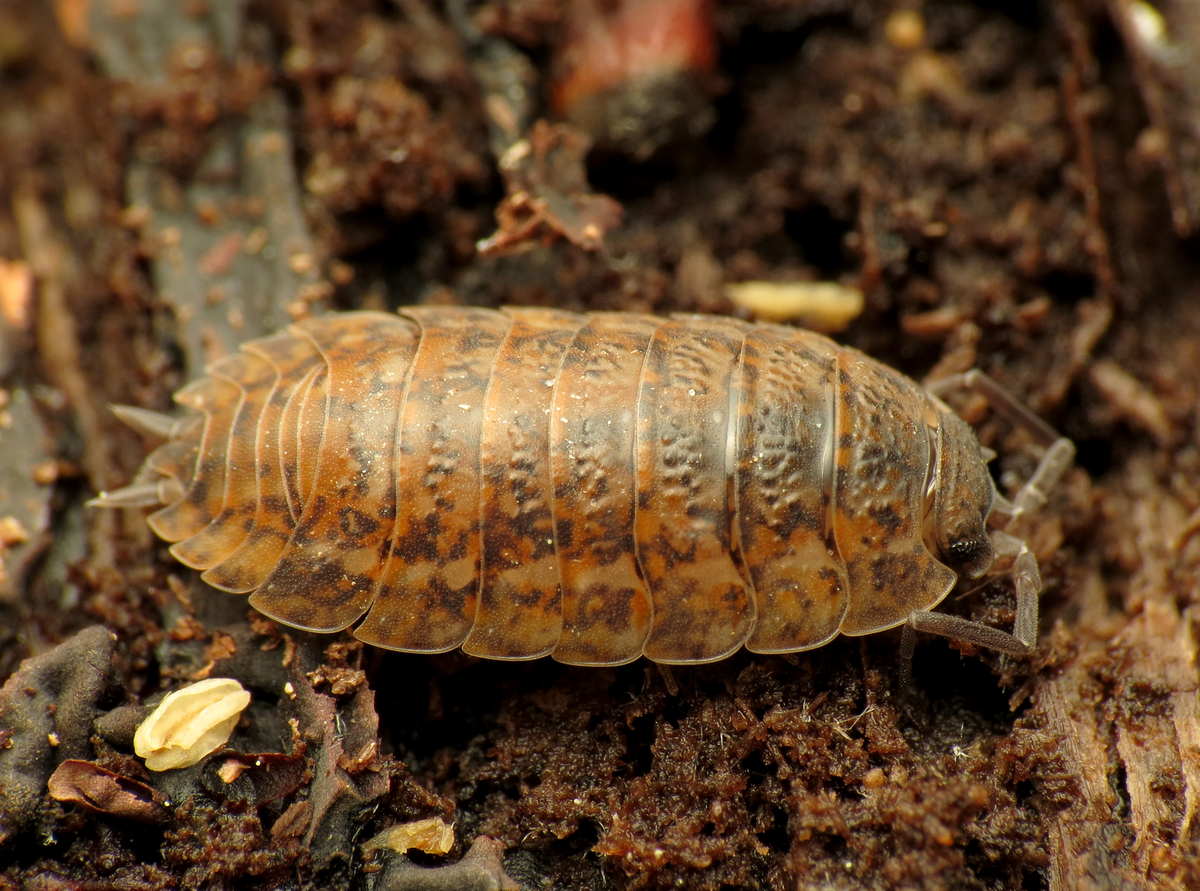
[1,1,1199,890]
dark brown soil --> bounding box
[2,1,1198,889]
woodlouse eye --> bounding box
[946,537,993,579]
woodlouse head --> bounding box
[928,409,996,580]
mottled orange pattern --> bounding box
[549,313,656,665]
[169,352,276,570]
[124,308,1001,665]
[356,307,511,651]
[635,316,754,663]
[464,308,582,660]
[147,375,238,543]
[201,333,325,593]
[253,313,418,632]
[832,352,957,635]
[735,325,848,653]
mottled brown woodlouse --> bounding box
[94,307,1074,666]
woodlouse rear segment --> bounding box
[96,308,1072,666]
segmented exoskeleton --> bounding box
[95,307,1074,666]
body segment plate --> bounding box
[736,325,849,652]
[250,313,417,632]
[635,315,755,663]
[549,313,660,665]
[356,307,511,651]
[463,308,587,660]
[832,350,956,634]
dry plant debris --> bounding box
[133,678,252,771]
[364,816,457,856]
[47,759,171,823]
[477,120,623,257]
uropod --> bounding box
[94,307,1074,668]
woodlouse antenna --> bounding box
[927,369,1076,528]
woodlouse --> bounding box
[94,307,1074,666]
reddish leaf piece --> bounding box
[47,759,171,824]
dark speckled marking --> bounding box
[635,315,755,663]
[550,314,660,665]
[735,324,849,653]
[832,350,956,634]
[355,306,511,650]
[462,308,587,659]
[251,313,418,632]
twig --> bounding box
[13,185,115,569]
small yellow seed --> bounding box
[134,678,251,771]
[725,280,864,330]
[363,816,456,856]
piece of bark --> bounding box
[0,627,122,846]
[87,0,328,376]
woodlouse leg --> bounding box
[991,530,1041,647]
[899,603,1037,689]
[927,369,1075,525]
[899,513,1047,689]
[902,610,1036,656]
